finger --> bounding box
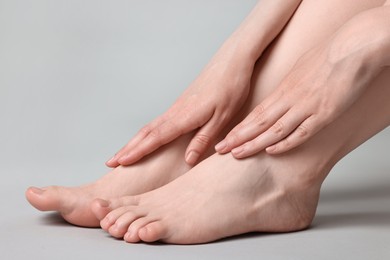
[117,113,208,166]
[185,116,226,165]
[215,102,288,154]
[265,115,325,154]
[105,117,166,167]
[105,156,120,168]
[231,109,310,159]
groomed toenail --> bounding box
[30,187,44,195]
[125,228,136,240]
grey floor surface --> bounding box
[1,1,389,259]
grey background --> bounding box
[1,0,389,259]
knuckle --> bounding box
[253,106,264,119]
[227,133,239,146]
[147,129,164,146]
[253,104,265,115]
[193,134,212,146]
[254,116,268,128]
[139,125,152,136]
[270,121,285,136]
[296,124,309,138]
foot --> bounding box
[93,151,328,244]
[25,136,192,227]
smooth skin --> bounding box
[217,5,390,158]
[91,0,390,244]
[106,0,303,167]
[107,0,390,167]
[26,0,390,244]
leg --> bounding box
[93,0,390,243]
[94,73,390,244]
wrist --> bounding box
[218,34,261,68]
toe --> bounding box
[138,221,167,243]
[106,196,140,210]
[108,211,143,238]
[26,185,101,228]
[124,228,141,243]
[124,217,155,243]
[25,186,64,212]
[101,205,140,231]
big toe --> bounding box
[25,186,65,212]
[26,185,101,227]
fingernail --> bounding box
[30,187,44,195]
[106,156,116,164]
[232,146,244,156]
[266,145,276,153]
[186,151,200,165]
[215,140,227,152]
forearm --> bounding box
[215,0,302,65]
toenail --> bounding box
[125,228,136,240]
[30,187,44,195]
[103,217,112,225]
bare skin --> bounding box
[92,69,390,243]
[217,4,390,158]
[25,0,389,243]
[93,65,390,245]
[25,0,304,227]
[25,135,193,227]
[91,0,390,244]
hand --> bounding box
[106,48,254,167]
[105,0,308,167]
[215,38,379,158]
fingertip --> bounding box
[214,140,227,153]
[265,145,276,153]
[117,152,141,166]
[185,150,200,166]
[105,160,119,168]
[231,146,245,158]
[117,157,130,166]
[266,144,290,155]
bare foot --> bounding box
[93,151,326,244]
[25,136,192,227]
